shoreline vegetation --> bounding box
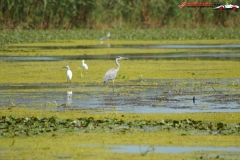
[1,0,240,30]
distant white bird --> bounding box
[103,56,128,92]
[82,60,88,71]
[64,66,72,82]
[99,32,110,41]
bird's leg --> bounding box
[112,80,114,92]
[81,70,84,77]
[105,82,108,91]
[67,79,71,83]
[82,69,87,77]
[81,72,84,78]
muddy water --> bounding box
[0,79,239,113]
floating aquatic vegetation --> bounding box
[0,115,239,138]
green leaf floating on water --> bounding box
[0,116,239,137]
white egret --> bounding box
[82,60,88,71]
[103,56,128,92]
[64,66,72,82]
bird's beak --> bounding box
[122,57,129,60]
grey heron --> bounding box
[103,56,128,92]
[64,66,72,82]
[99,32,110,41]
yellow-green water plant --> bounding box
[2,39,240,57]
[1,107,240,125]
[1,60,240,84]
[1,131,239,160]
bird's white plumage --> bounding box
[65,66,72,82]
[82,60,88,70]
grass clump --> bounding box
[1,114,239,138]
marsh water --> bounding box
[1,43,240,157]
[108,145,240,154]
[0,44,240,113]
[108,145,240,159]
[1,52,240,61]
[0,78,239,113]
[1,43,240,61]
[78,144,240,157]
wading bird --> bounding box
[82,60,88,72]
[99,32,110,41]
[64,66,72,82]
[103,56,128,92]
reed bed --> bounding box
[1,0,239,30]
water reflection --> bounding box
[66,91,72,105]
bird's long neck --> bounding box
[115,59,120,72]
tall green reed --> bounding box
[0,0,239,29]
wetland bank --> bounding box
[1,1,240,158]
[1,37,240,159]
